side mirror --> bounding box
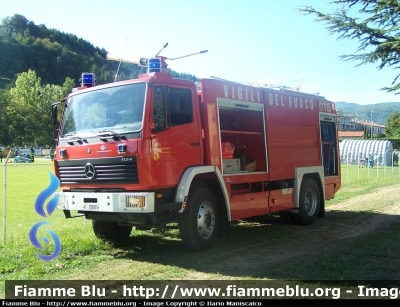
[51,103,58,127]
[53,128,59,140]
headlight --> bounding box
[123,193,146,209]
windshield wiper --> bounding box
[95,130,126,141]
[64,134,86,144]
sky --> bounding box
[1,0,399,105]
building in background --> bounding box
[338,115,385,140]
[0,26,12,35]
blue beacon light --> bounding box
[81,73,95,87]
[148,58,162,73]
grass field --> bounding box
[1,161,400,299]
[341,162,400,183]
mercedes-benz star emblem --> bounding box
[84,163,96,179]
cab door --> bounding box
[150,86,202,187]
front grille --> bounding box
[57,156,138,185]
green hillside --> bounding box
[335,101,400,126]
[0,14,197,90]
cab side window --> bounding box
[153,87,166,129]
[168,88,192,126]
[152,87,193,131]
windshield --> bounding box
[60,83,146,138]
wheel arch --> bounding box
[295,166,325,217]
[175,166,231,221]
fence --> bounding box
[341,151,400,183]
[1,157,86,245]
[1,157,400,246]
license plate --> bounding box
[88,204,99,211]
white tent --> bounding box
[340,139,394,166]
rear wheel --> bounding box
[92,220,132,245]
[292,178,320,225]
[178,187,218,252]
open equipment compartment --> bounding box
[218,98,267,174]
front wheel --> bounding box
[178,187,218,252]
[292,178,320,225]
[92,220,132,245]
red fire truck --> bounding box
[53,46,341,252]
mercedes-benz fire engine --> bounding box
[52,45,341,252]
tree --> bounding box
[385,111,400,136]
[363,124,369,139]
[8,69,64,146]
[0,91,11,146]
[298,0,400,94]
[8,70,42,145]
[38,83,64,145]
[62,77,76,96]
[1,14,28,33]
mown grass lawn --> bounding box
[1,163,400,299]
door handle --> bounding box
[190,142,200,146]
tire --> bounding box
[177,187,218,252]
[292,178,320,225]
[92,220,132,245]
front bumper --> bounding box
[56,191,155,213]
